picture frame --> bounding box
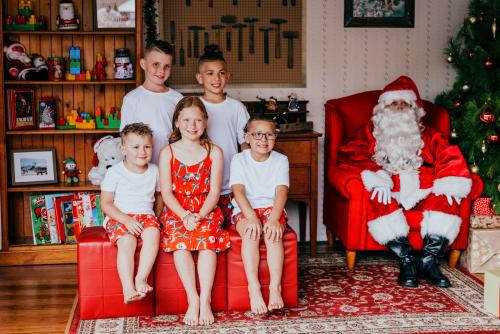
[94,0,135,30]
[10,148,58,186]
[344,0,415,28]
[38,96,57,130]
[7,88,36,130]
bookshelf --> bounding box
[0,0,143,265]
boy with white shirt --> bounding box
[101,123,161,304]
[230,117,289,315]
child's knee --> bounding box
[117,234,137,249]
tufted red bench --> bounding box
[78,226,154,320]
[154,250,227,314]
[226,227,298,311]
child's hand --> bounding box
[183,214,199,231]
[124,216,144,236]
[263,220,284,242]
[245,217,262,241]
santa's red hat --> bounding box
[378,75,423,107]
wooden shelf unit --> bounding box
[0,0,143,266]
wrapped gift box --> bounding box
[484,270,500,318]
[473,198,496,215]
[461,228,500,273]
[470,215,500,229]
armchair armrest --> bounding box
[327,166,364,200]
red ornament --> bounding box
[484,59,494,69]
[487,134,499,143]
[479,110,495,124]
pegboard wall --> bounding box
[161,0,303,87]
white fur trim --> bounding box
[368,209,409,245]
[421,210,462,244]
[378,90,417,104]
[361,169,393,192]
[433,176,472,199]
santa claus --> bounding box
[338,76,472,288]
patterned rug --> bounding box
[67,253,500,334]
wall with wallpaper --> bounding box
[177,0,470,242]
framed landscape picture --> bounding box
[10,148,58,186]
[344,0,415,28]
[94,0,135,30]
[7,88,36,130]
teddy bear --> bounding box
[88,135,123,185]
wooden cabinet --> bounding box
[274,132,321,256]
[0,0,143,265]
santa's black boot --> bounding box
[386,237,418,287]
[419,234,451,287]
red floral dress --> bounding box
[161,147,230,252]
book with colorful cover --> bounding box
[30,195,51,245]
[54,195,76,243]
[73,193,105,239]
[44,193,73,244]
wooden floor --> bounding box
[0,264,77,334]
[0,244,482,334]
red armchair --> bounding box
[323,90,483,270]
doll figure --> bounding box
[288,93,299,112]
[56,0,79,30]
[62,157,81,183]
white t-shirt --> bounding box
[201,96,250,194]
[101,161,159,217]
[120,86,183,164]
[229,150,289,216]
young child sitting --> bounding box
[159,96,230,326]
[100,123,161,304]
[230,116,289,315]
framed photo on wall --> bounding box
[344,0,415,27]
[10,148,58,186]
[94,0,135,30]
[7,88,36,130]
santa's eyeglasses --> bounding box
[248,132,277,140]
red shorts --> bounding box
[232,207,287,226]
[105,214,160,245]
[218,194,234,227]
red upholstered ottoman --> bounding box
[78,226,154,320]
[227,227,298,311]
[154,250,227,315]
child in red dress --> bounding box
[159,96,230,326]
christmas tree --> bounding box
[435,0,500,213]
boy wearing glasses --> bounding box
[101,123,161,304]
[230,117,289,315]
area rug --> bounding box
[67,253,500,334]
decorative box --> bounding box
[484,270,500,318]
[473,197,496,215]
[470,215,500,229]
[461,228,500,273]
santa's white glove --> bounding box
[445,195,462,206]
[370,187,392,205]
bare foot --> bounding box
[135,276,153,294]
[248,285,268,315]
[123,289,144,304]
[183,297,200,326]
[199,300,215,326]
[268,285,284,311]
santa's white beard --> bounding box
[372,103,425,174]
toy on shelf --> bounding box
[4,40,48,80]
[56,0,79,31]
[65,46,91,81]
[95,106,121,129]
[288,92,300,112]
[114,48,133,79]
[62,157,81,184]
[88,136,123,185]
[93,53,107,81]
[4,0,46,31]
[56,105,96,130]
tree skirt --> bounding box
[67,253,500,334]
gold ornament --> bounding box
[469,16,477,24]
[446,54,454,63]
[471,164,480,173]
[481,140,487,153]
[462,84,470,92]
[497,183,500,192]
[493,18,497,39]
[451,128,458,138]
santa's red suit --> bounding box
[339,122,472,246]
[338,75,472,288]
